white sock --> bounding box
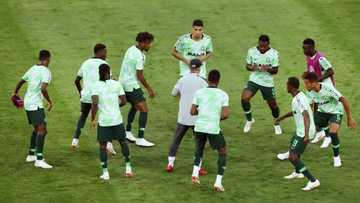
[192,165,200,177]
[168,156,175,166]
[103,168,108,174]
[107,142,112,148]
[72,138,79,145]
[199,160,203,168]
[215,175,223,186]
[126,163,132,173]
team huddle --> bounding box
[12,19,357,192]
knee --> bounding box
[218,147,226,155]
[37,125,46,135]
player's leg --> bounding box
[72,102,91,148]
[25,111,37,162]
[192,132,207,185]
[261,85,281,135]
[167,123,189,172]
[125,103,137,142]
[241,81,257,133]
[115,124,133,177]
[208,132,227,192]
[314,112,332,148]
[99,141,109,180]
[329,114,343,167]
[191,127,208,176]
[134,99,154,147]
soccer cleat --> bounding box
[106,142,117,155]
[166,164,174,173]
[199,167,208,176]
[333,156,342,167]
[100,172,110,180]
[311,131,326,144]
[26,155,36,162]
[136,138,155,147]
[320,137,331,149]
[274,125,282,135]
[192,176,200,186]
[71,138,79,149]
[126,131,136,143]
[34,159,53,169]
[126,164,133,177]
[284,171,304,179]
[243,119,255,133]
[302,179,320,191]
[277,151,289,160]
[214,184,225,192]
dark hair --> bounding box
[287,77,300,89]
[208,69,220,83]
[94,43,106,54]
[259,35,270,43]
[99,64,110,81]
[136,32,154,43]
[192,19,204,27]
[39,50,51,60]
[302,71,318,82]
[303,38,315,47]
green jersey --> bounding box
[192,87,229,134]
[91,79,125,127]
[77,58,108,103]
[174,33,213,78]
[119,45,145,92]
[307,83,344,115]
[22,65,51,111]
[246,47,279,87]
[292,92,316,139]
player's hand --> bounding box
[260,64,270,72]
[303,137,310,144]
[348,117,357,129]
[148,88,156,98]
[91,120,97,129]
[251,64,258,71]
[46,101,53,112]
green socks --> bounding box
[217,153,226,175]
[294,160,316,182]
[29,131,37,155]
[330,132,340,157]
[120,141,130,163]
[36,134,46,160]
[100,145,108,171]
[138,112,148,138]
[126,106,137,131]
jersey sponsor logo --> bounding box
[187,52,206,57]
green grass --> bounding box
[1,0,360,202]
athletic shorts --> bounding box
[245,81,276,101]
[125,88,146,105]
[26,108,46,125]
[314,111,343,131]
[97,124,126,142]
[80,102,92,114]
[195,131,226,150]
[289,133,307,154]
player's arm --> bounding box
[13,79,26,96]
[318,57,334,82]
[339,96,357,129]
[199,52,213,62]
[171,47,190,66]
[319,68,334,82]
[171,80,181,97]
[41,83,52,111]
[74,76,82,95]
[302,110,311,143]
[221,106,230,120]
[190,104,198,116]
[91,95,99,128]
[263,66,278,75]
[119,95,126,107]
[136,70,155,98]
[274,111,293,124]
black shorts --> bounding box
[195,131,226,150]
[125,88,146,105]
[97,124,126,142]
[314,111,343,131]
[26,108,46,125]
[245,81,276,101]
